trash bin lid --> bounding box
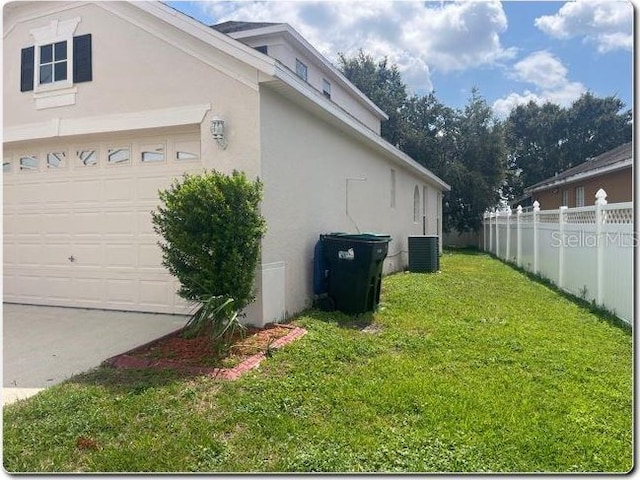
[325,232,391,242]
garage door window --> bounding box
[46,152,66,169]
[77,149,98,167]
[141,144,165,163]
[175,140,200,161]
[107,148,130,165]
[19,155,38,172]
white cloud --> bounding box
[511,51,568,89]
[492,51,586,118]
[535,1,632,53]
[199,1,516,93]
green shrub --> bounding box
[151,170,267,336]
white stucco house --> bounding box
[3,1,450,326]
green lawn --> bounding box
[3,251,632,473]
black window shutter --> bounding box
[20,46,35,92]
[73,34,92,83]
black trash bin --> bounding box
[320,233,391,315]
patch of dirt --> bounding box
[125,323,295,369]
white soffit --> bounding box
[4,104,211,143]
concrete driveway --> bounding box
[3,303,187,404]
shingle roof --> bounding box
[526,142,632,192]
[211,21,282,34]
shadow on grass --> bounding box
[442,245,483,256]
[304,306,376,331]
[65,364,213,396]
[486,253,632,335]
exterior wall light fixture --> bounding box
[210,117,227,149]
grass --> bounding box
[3,251,632,473]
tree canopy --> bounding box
[338,52,632,232]
[505,93,632,199]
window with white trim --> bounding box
[295,59,308,82]
[561,189,569,207]
[322,78,331,99]
[39,42,68,84]
[20,17,92,109]
[413,186,420,222]
[575,186,585,207]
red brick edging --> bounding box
[102,324,307,380]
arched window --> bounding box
[413,185,420,223]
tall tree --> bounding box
[338,50,408,146]
[505,101,568,198]
[402,93,457,176]
[561,92,632,168]
[505,92,632,199]
[443,88,507,233]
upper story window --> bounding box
[20,17,92,109]
[295,59,308,82]
[39,41,68,84]
[322,78,331,99]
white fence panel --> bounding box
[481,192,633,325]
[538,224,559,284]
[508,220,518,264]
[519,214,535,270]
[562,223,598,300]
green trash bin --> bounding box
[321,233,391,315]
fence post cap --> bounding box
[517,205,523,214]
[533,201,540,212]
[595,188,608,205]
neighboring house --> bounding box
[524,142,632,209]
[3,1,449,327]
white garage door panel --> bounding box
[75,179,103,204]
[3,131,202,314]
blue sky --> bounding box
[167,1,633,118]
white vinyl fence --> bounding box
[482,189,633,325]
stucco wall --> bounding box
[239,33,383,135]
[4,1,267,322]
[532,168,632,210]
[259,85,442,318]
[4,1,263,178]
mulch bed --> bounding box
[103,323,307,380]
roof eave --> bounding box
[524,159,632,194]
[226,23,389,121]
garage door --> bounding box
[3,128,203,314]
